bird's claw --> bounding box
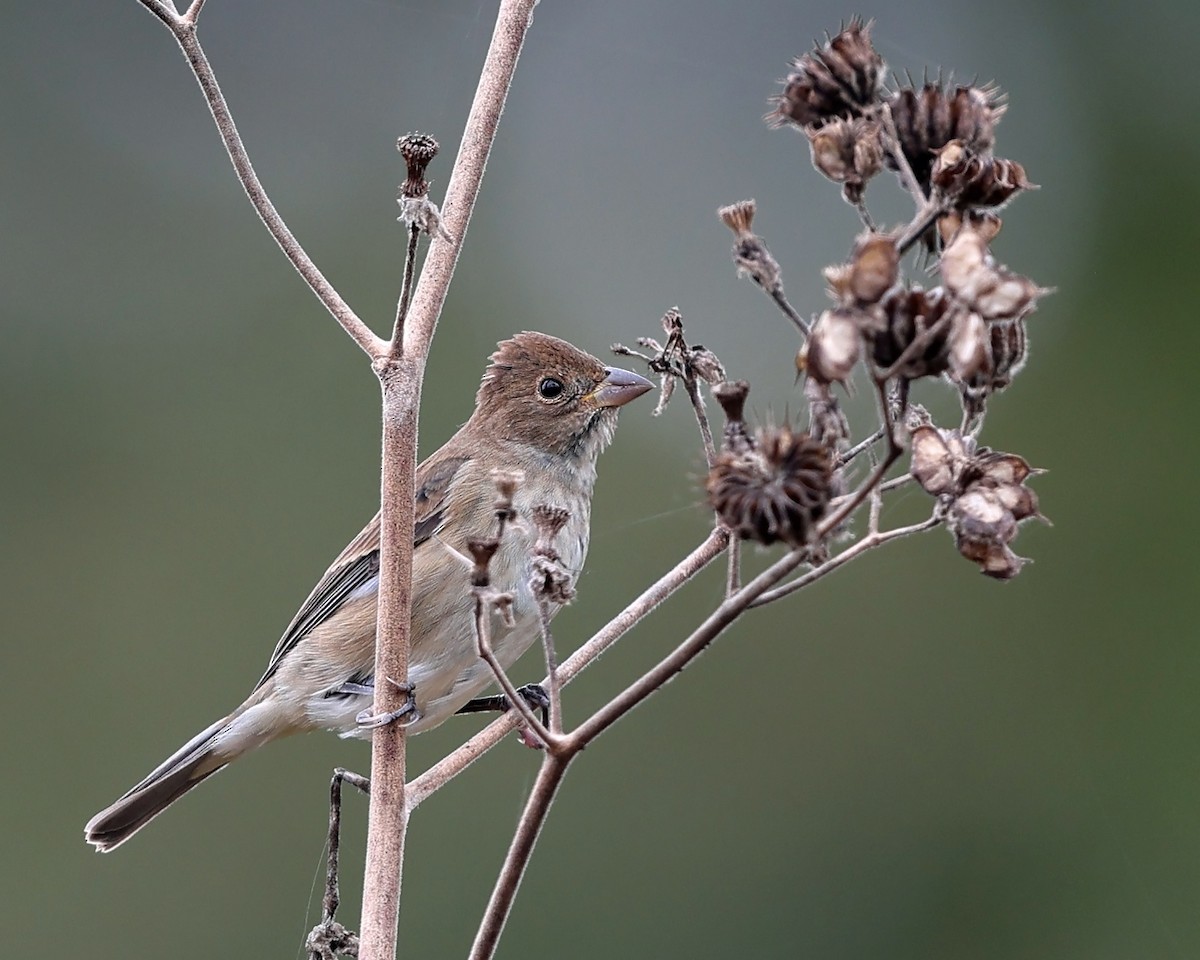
[355,677,420,729]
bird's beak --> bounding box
[590,366,654,408]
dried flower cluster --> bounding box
[699,19,1051,580]
[909,415,1044,578]
[763,20,1049,442]
[706,382,833,547]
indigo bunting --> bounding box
[85,332,652,851]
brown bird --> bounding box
[85,332,652,852]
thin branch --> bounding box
[750,513,942,608]
[407,527,729,808]
[682,376,717,468]
[398,0,537,361]
[389,223,420,353]
[468,756,572,960]
[837,426,884,467]
[769,287,812,336]
[306,769,370,960]
[725,539,741,597]
[536,599,564,734]
[361,3,539,959]
[569,540,811,746]
[139,4,385,359]
[473,589,556,750]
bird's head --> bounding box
[471,332,653,460]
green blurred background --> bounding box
[4,1,1198,956]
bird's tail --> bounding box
[85,714,237,852]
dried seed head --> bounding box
[949,488,1028,580]
[805,377,851,455]
[707,424,833,546]
[718,200,757,237]
[690,347,727,385]
[805,117,884,203]
[732,233,782,292]
[869,285,953,378]
[931,140,1035,210]
[940,222,1048,321]
[467,537,500,587]
[397,132,439,199]
[948,310,991,383]
[767,18,885,129]
[491,469,523,526]
[910,425,1043,578]
[938,209,1003,247]
[530,504,570,554]
[713,380,754,455]
[909,424,960,496]
[956,318,1029,421]
[527,507,575,604]
[848,231,899,305]
[986,479,1042,523]
[800,308,863,385]
[530,554,576,605]
[886,83,1006,191]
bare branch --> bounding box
[389,223,421,354]
[398,0,537,362]
[473,588,556,750]
[750,513,943,607]
[138,7,385,358]
[360,3,539,959]
[569,541,812,746]
[468,756,572,960]
[407,528,729,808]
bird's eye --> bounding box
[537,377,564,400]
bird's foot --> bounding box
[354,677,421,729]
[456,682,550,749]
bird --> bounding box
[85,331,653,852]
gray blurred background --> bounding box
[4,0,1198,957]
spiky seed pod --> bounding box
[800,308,863,385]
[848,232,899,305]
[931,140,1035,210]
[869,285,953,377]
[806,117,883,203]
[886,84,1006,191]
[767,18,885,129]
[941,222,1047,321]
[713,380,754,454]
[397,132,439,199]
[707,425,833,546]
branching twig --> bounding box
[306,769,370,960]
[472,586,556,750]
[136,1,384,358]
[750,512,943,608]
[407,527,730,808]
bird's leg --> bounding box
[456,682,551,728]
[354,677,421,729]
[306,767,369,960]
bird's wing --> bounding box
[252,452,470,689]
